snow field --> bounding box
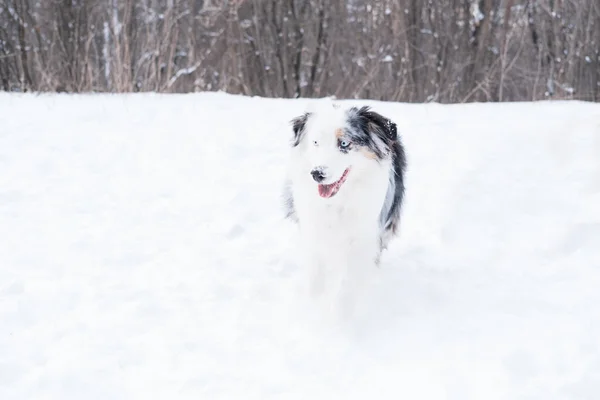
[1,92,600,399]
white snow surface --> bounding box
[1,92,600,399]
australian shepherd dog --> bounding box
[283,102,407,314]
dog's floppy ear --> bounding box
[290,112,311,147]
[354,106,397,142]
[384,118,398,141]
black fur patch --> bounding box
[282,182,297,222]
[290,112,311,147]
[384,136,407,234]
[345,106,399,160]
[348,106,397,143]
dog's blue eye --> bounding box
[339,140,350,148]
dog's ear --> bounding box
[353,106,397,142]
[385,118,398,141]
[290,112,311,147]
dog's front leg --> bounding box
[296,236,327,298]
[331,239,379,318]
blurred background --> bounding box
[0,0,598,102]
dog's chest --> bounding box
[305,202,377,242]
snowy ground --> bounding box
[1,92,600,400]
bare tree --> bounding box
[0,0,598,102]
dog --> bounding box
[282,102,407,309]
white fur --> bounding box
[286,104,393,316]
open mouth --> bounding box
[318,168,350,198]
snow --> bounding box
[1,92,600,399]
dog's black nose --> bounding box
[311,168,326,183]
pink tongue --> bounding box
[318,183,335,198]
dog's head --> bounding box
[290,104,397,199]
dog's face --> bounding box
[290,104,397,199]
